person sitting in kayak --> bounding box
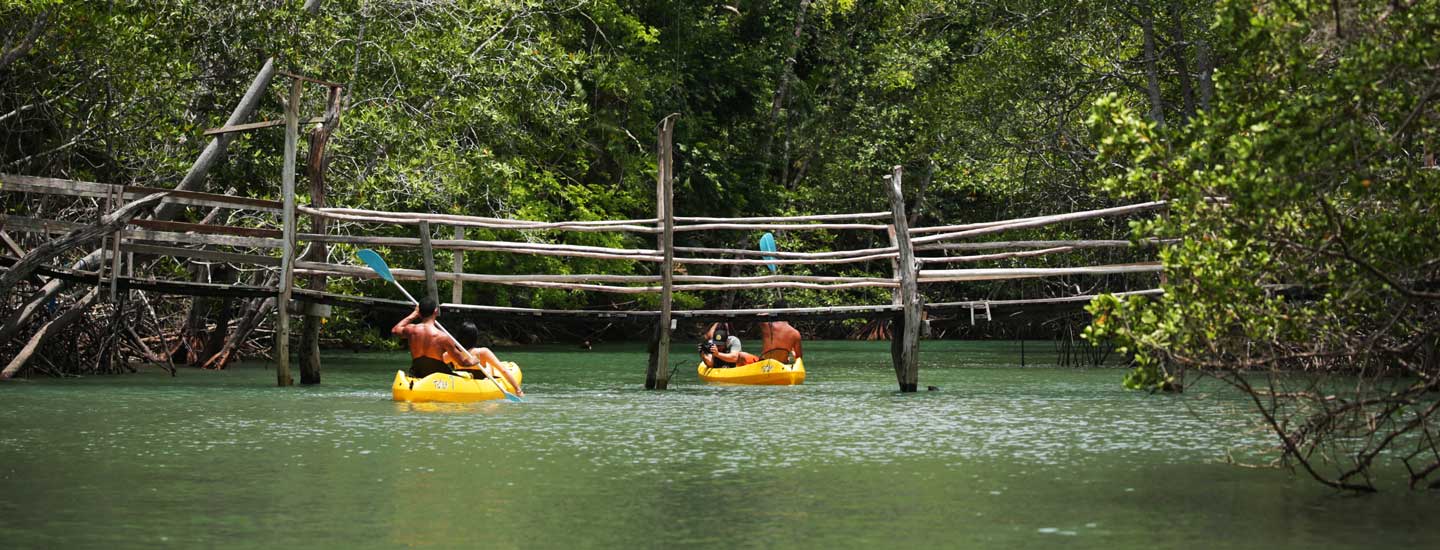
[758,320,803,363]
[444,320,524,397]
[758,300,803,363]
[699,322,759,368]
[391,297,470,378]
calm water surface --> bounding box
[2,340,1437,548]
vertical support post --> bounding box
[275,78,301,387]
[646,114,677,390]
[884,165,920,392]
[419,220,438,306]
[299,83,340,385]
[97,185,114,288]
[108,219,122,301]
[451,226,465,304]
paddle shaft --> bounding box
[386,279,520,401]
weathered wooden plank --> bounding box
[293,261,656,283]
[918,262,1163,283]
[303,234,663,261]
[0,174,282,212]
[908,202,1168,235]
[201,116,325,136]
[918,246,1076,264]
[925,288,1164,309]
[914,240,1150,251]
[125,228,283,249]
[910,201,1169,244]
[673,245,897,259]
[299,206,660,233]
[674,212,893,223]
[121,242,280,266]
[129,219,283,238]
[673,222,888,232]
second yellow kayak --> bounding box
[697,357,805,385]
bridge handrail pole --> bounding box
[646,114,677,390]
[275,78,301,387]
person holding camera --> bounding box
[698,322,759,368]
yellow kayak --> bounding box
[697,357,805,385]
[391,363,523,403]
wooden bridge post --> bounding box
[645,115,677,390]
[275,78,302,387]
[298,84,338,386]
[884,165,921,392]
[451,226,465,304]
[419,221,438,306]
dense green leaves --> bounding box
[1085,0,1440,490]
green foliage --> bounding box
[1082,0,1440,489]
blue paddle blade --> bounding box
[356,249,395,283]
[759,232,778,273]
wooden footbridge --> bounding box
[0,73,1164,390]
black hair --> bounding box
[457,320,481,350]
[418,296,438,318]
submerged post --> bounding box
[646,114,677,390]
[275,78,302,387]
[885,165,921,392]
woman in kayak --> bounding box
[699,322,759,368]
[445,320,524,397]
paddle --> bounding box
[759,232,784,304]
[757,233,795,364]
[356,249,523,402]
[759,232,778,274]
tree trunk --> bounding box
[762,0,814,161]
[1167,0,1195,123]
[0,9,51,71]
[1196,38,1214,111]
[1141,6,1166,128]
[200,273,279,370]
[197,267,237,367]
[907,160,935,227]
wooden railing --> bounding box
[1,162,1167,391]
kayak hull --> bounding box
[391,363,523,403]
[697,357,805,385]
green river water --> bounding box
[2,340,1438,549]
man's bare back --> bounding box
[760,321,803,360]
[397,321,452,361]
[392,301,471,377]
